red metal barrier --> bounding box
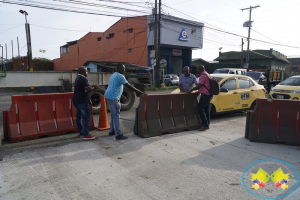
[134,93,201,138]
[4,93,94,143]
[245,98,300,146]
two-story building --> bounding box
[53,15,204,75]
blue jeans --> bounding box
[106,99,122,136]
[74,103,90,137]
[198,94,213,128]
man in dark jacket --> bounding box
[72,66,99,140]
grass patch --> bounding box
[145,86,178,91]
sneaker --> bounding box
[82,135,96,140]
[114,134,128,140]
[109,131,115,136]
[199,126,209,131]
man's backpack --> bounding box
[200,74,220,95]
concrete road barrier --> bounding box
[245,98,300,146]
[134,93,201,138]
[3,93,94,143]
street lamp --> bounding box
[0,45,3,71]
[19,10,28,23]
[19,9,32,70]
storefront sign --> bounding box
[172,49,182,56]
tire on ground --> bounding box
[121,87,135,111]
[89,88,106,114]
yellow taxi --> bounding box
[172,74,266,116]
[269,76,300,100]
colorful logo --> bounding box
[242,159,299,199]
[178,28,188,41]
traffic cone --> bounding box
[95,95,110,131]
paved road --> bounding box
[0,89,299,200]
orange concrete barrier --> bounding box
[134,93,201,138]
[4,93,94,143]
[245,98,300,146]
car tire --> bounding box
[210,104,217,117]
[121,87,135,111]
[167,82,172,86]
[89,88,107,114]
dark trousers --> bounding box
[198,94,213,127]
[74,103,90,137]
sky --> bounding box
[1,0,300,62]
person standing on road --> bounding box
[72,66,99,140]
[189,65,213,131]
[105,63,147,140]
[178,66,198,93]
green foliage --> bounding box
[145,86,178,91]
[33,57,52,62]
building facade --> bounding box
[214,48,289,71]
[53,15,203,75]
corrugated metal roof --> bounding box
[214,49,289,63]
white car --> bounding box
[161,74,179,86]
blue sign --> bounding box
[178,28,188,41]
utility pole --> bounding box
[17,37,20,57]
[154,0,161,88]
[0,45,3,71]
[19,10,33,71]
[12,40,14,70]
[153,0,157,87]
[240,38,244,68]
[156,0,161,88]
[5,43,7,71]
[241,5,260,68]
[11,40,13,58]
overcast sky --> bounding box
[1,0,300,63]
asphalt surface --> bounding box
[0,89,300,200]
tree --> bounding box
[39,49,46,58]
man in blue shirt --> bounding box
[178,66,198,93]
[105,63,146,140]
[72,66,99,140]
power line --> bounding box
[0,0,146,18]
[53,0,150,14]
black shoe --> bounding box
[114,134,128,140]
[199,126,209,131]
[109,131,115,136]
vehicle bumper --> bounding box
[269,92,300,100]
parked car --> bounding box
[269,76,300,100]
[161,74,179,86]
[213,68,246,75]
[246,69,283,92]
[172,74,266,116]
[245,71,268,88]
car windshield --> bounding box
[280,77,300,86]
[245,72,260,80]
[213,69,229,74]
